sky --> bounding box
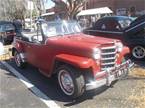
[44,0,67,9]
[44,0,55,9]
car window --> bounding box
[2,24,15,31]
[94,19,104,30]
[101,24,107,30]
[30,24,43,42]
[118,19,132,29]
[0,26,2,32]
[94,19,121,31]
[106,20,121,31]
[21,24,43,43]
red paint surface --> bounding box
[14,33,129,77]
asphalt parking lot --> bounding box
[0,63,48,108]
[0,58,145,108]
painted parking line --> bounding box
[0,61,61,108]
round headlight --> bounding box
[93,48,101,59]
[116,42,123,52]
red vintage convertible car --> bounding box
[12,20,133,98]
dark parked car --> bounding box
[0,21,16,45]
[84,15,145,60]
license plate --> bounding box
[110,64,128,78]
[115,69,124,78]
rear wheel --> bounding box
[132,45,145,60]
[57,65,85,98]
[14,51,26,68]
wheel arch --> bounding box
[52,59,94,84]
[51,54,94,74]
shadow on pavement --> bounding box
[64,86,109,106]
[133,60,145,69]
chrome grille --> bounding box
[101,45,117,70]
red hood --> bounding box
[64,33,117,44]
[45,33,119,58]
[46,33,118,49]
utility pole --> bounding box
[28,0,33,31]
[30,0,32,31]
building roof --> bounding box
[77,7,113,16]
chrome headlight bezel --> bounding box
[116,42,123,52]
[93,48,101,59]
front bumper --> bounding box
[86,60,134,90]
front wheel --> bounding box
[132,46,145,60]
[14,51,26,68]
[57,65,85,98]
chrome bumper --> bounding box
[86,60,134,91]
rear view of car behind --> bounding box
[0,21,16,45]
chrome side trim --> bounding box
[101,52,117,55]
[101,62,116,65]
[101,46,116,50]
[101,56,116,60]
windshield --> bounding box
[118,18,134,29]
[41,21,81,37]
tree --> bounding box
[33,0,46,16]
[0,0,27,21]
[52,0,87,19]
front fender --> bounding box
[121,46,130,56]
[55,54,94,69]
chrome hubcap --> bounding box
[58,70,74,95]
[15,53,21,66]
[132,46,145,59]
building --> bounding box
[86,0,145,16]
